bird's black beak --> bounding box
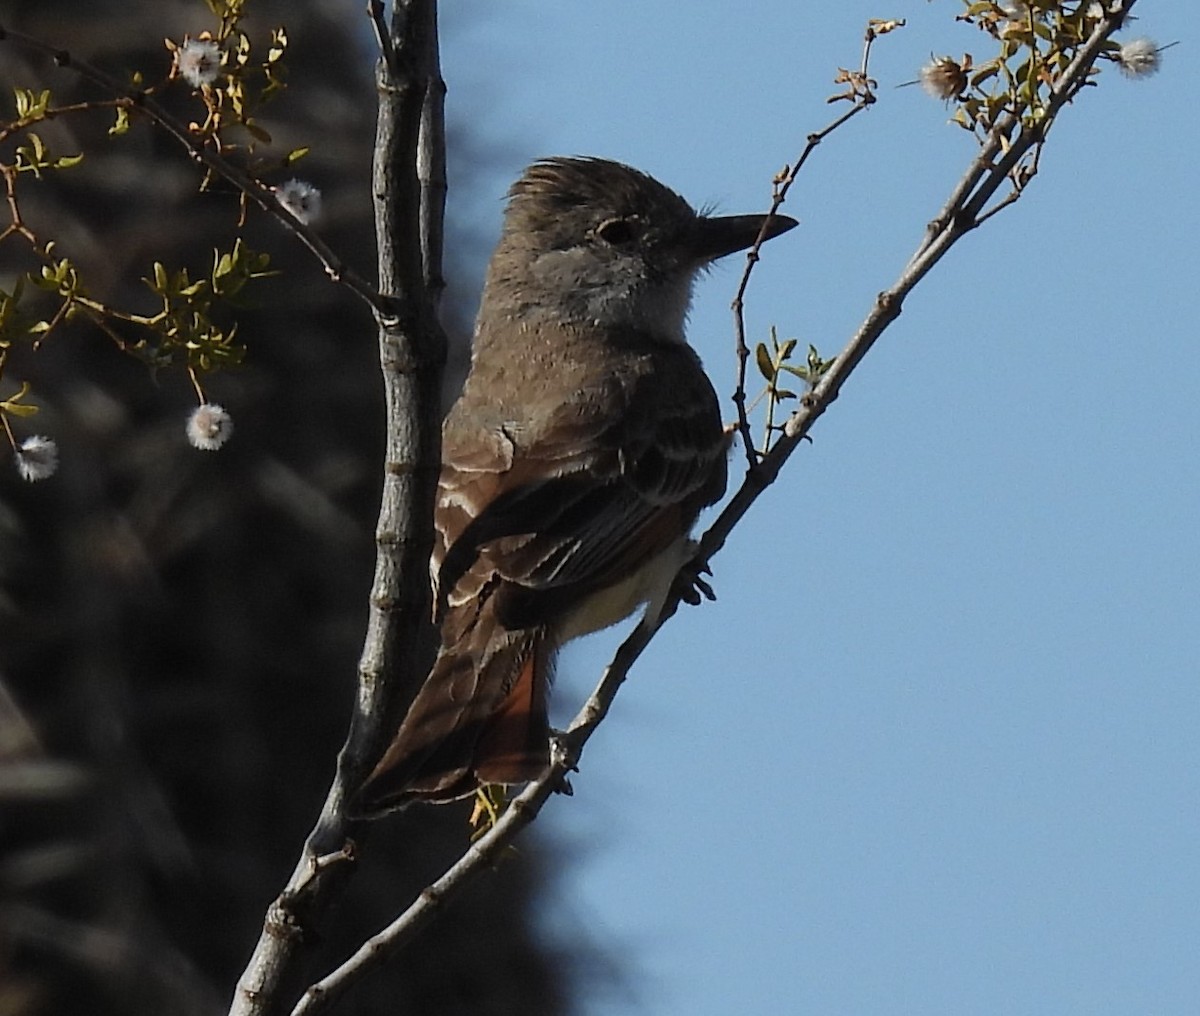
[691,211,798,263]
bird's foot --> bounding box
[549,729,576,796]
[673,555,716,607]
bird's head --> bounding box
[482,157,797,343]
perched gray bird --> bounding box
[358,157,796,811]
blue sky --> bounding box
[441,4,1197,1014]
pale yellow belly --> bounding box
[556,536,690,642]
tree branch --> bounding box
[416,2,447,309]
[227,1,446,1013]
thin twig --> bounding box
[0,25,388,317]
[366,0,399,79]
[731,20,884,469]
[972,186,1022,229]
[0,97,116,144]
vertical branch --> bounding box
[228,2,446,1014]
[417,1,447,307]
[339,0,446,822]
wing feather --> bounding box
[434,335,726,630]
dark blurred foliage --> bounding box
[0,2,580,1013]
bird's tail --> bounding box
[354,610,553,814]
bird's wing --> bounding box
[434,341,727,631]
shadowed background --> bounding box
[0,2,587,1013]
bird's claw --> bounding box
[674,558,715,606]
[549,730,577,796]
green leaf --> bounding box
[234,32,252,66]
[13,88,51,120]
[109,105,131,137]
[755,342,774,380]
[1,382,40,417]
[971,62,1000,87]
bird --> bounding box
[356,156,796,812]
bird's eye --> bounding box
[596,217,639,245]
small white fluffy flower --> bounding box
[1116,38,1162,79]
[187,403,234,451]
[14,435,58,482]
[275,179,323,224]
[176,38,222,88]
[919,56,966,102]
